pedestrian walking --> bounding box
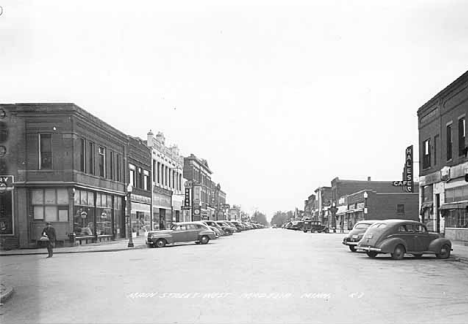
[42,222,56,258]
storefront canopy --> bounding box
[336,206,347,215]
[439,201,468,210]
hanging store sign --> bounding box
[404,145,414,193]
[184,188,191,207]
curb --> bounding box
[0,244,147,256]
[0,286,14,303]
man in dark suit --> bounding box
[42,222,57,258]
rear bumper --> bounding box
[342,241,359,246]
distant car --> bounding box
[203,220,227,236]
[342,220,378,252]
[303,220,329,233]
[357,219,452,259]
[288,221,304,231]
[146,222,216,248]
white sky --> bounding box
[1,0,468,219]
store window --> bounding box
[31,188,68,222]
[444,209,468,228]
[39,134,52,169]
[73,190,95,236]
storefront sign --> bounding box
[153,193,171,208]
[193,186,201,205]
[404,145,414,193]
[184,188,191,207]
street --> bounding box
[1,228,468,324]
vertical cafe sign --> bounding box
[0,175,14,235]
[404,145,413,193]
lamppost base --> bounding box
[128,242,134,248]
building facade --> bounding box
[146,131,183,230]
[418,70,468,242]
[0,103,129,249]
[183,154,213,221]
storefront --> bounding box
[172,195,183,223]
[152,187,172,230]
[130,194,151,236]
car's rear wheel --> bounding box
[366,251,378,258]
[391,245,405,260]
[436,244,451,259]
[155,239,166,248]
[200,235,210,245]
[413,254,423,259]
[349,245,356,252]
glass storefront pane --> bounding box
[44,189,56,204]
[81,191,88,205]
[32,189,44,204]
[107,195,112,208]
[44,206,57,221]
[33,206,44,220]
[74,189,81,205]
[57,189,68,204]
[58,209,68,222]
[88,192,94,206]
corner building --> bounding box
[417,70,468,242]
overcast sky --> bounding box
[1,0,468,218]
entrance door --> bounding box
[159,209,166,229]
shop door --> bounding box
[435,194,440,233]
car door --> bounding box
[413,224,431,251]
[395,224,415,251]
[186,224,200,241]
[171,224,188,243]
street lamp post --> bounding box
[127,184,134,248]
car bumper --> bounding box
[357,246,381,252]
[342,241,359,246]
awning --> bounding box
[347,208,363,213]
[336,206,347,215]
[439,201,468,210]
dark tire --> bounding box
[367,251,378,258]
[200,235,210,245]
[413,254,423,259]
[349,245,356,252]
[155,239,166,248]
[391,245,405,260]
[436,244,451,259]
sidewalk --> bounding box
[0,236,147,257]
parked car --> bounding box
[229,220,244,231]
[215,221,236,235]
[146,222,216,248]
[288,221,304,231]
[342,220,378,252]
[356,219,452,259]
[302,220,329,233]
[203,220,227,236]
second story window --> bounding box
[144,170,150,190]
[39,134,52,170]
[129,164,136,188]
[397,204,405,215]
[109,151,114,180]
[422,139,431,169]
[116,154,122,182]
[98,147,106,178]
[88,142,95,175]
[459,117,466,157]
[79,138,86,172]
[447,124,452,161]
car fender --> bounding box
[378,237,407,253]
[150,233,174,244]
[428,238,452,252]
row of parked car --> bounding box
[145,220,265,248]
[277,220,329,233]
[342,219,452,260]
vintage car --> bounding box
[302,220,329,233]
[356,219,452,260]
[342,220,378,252]
[146,222,216,248]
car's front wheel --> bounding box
[366,251,378,258]
[391,245,405,260]
[436,244,451,259]
[155,239,166,248]
[200,235,210,245]
[349,245,356,252]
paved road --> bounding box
[1,229,468,324]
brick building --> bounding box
[331,177,419,231]
[0,103,131,249]
[183,154,213,221]
[417,70,468,242]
